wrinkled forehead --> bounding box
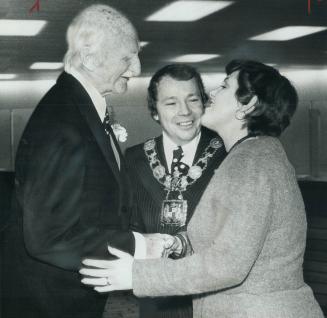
[226,70,239,79]
[115,21,138,40]
[224,70,239,86]
[104,23,139,48]
[158,75,198,87]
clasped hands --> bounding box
[143,233,183,259]
[80,233,182,292]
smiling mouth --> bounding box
[177,120,194,128]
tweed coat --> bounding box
[125,128,226,318]
[133,136,324,318]
[3,72,135,318]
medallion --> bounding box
[143,137,223,227]
[161,199,188,227]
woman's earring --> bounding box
[235,110,246,120]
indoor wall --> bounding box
[0,68,326,180]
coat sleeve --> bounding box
[125,148,146,233]
[18,124,134,271]
[132,152,274,297]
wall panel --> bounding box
[0,110,12,171]
[0,71,326,177]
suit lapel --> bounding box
[134,136,167,205]
[64,73,121,184]
[156,135,169,174]
[186,129,226,222]
[193,129,211,164]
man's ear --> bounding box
[240,95,258,115]
[153,114,159,121]
[80,47,98,71]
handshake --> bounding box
[79,233,192,292]
[142,232,189,259]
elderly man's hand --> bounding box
[80,246,133,292]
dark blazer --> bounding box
[125,128,226,318]
[2,72,135,318]
[0,172,14,233]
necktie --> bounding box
[171,146,189,176]
[103,107,120,170]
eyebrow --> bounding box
[187,93,200,98]
[161,96,177,102]
[160,93,199,101]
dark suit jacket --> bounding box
[2,72,135,318]
[125,128,226,318]
[0,172,13,233]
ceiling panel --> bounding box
[0,0,326,79]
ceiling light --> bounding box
[0,74,17,80]
[140,41,149,47]
[250,26,327,41]
[30,62,63,70]
[146,1,233,22]
[202,73,226,89]
[169,54,220,63]
[0,80,56,94]
[0,19,47,36]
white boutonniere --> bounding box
[111,123,128,143]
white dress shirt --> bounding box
[163,131,201,172]
[69,68,120,169]
[69,68,107,121]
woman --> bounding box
[80,60,324,317]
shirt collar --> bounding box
[68,68,107,122]
[162,131,201,172]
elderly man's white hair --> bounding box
[64,4,136,72]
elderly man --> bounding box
[2,4,164,318]
[124,64,226,318]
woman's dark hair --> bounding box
[147,64,208,120]
[226,59,298,137]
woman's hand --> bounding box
[80,246,133,292]
[79,234,183,293]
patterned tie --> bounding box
[171,146,189,176]
[103,107,120,170]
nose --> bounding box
[178,101,191,116]
[130,55,141,77]
[209,88,218,99]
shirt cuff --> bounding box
[133,231,147,259]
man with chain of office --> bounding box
[125,64,227,318]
